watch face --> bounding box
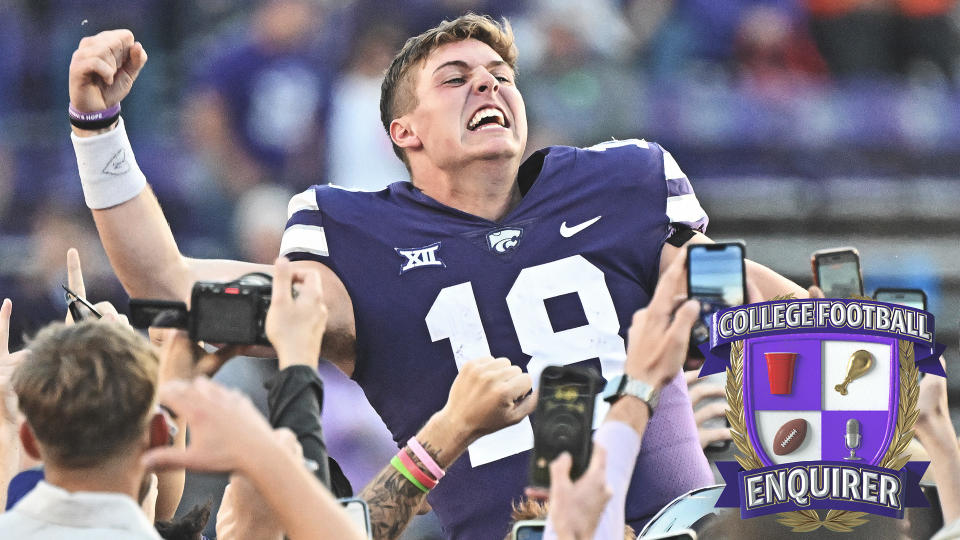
[602,374,626,402]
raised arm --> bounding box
[914,360,960,526]
[359,356,536,540]
[144,378,364,540]
[545,251,701,540]
[68,30,267,301]
[67,30,357,371]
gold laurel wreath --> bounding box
[725,298,920,533]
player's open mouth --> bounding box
[467,107,509,131]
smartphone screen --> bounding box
[814,249,862,298]
[512,521,545,540]
[874,288,926,310]
[688,243,746,308]
[339,498,371,538]
[687,243,746,349]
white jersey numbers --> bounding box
[425,255,625,467]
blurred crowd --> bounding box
[3,0,960,344]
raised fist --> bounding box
[68,29,147,114]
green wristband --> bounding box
[391,455,430,493]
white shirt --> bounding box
[934,517,960,540]
[0,480,161,539]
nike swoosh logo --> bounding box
[560,215,602,238]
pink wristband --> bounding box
[407,437,445,480]
[397,448,437,489]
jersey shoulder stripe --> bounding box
[282,185,327,259]
[287,187,319,218]
[279,223,328,257]
[579,138,709,233]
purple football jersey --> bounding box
[281,140,713,539]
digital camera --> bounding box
[129,273,272,346]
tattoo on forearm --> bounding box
[360,441,444,540]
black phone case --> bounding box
[528,365,602,489]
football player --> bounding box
[67,15,804,539]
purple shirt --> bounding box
[282,140,712,539]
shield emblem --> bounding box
[742,333,899,466]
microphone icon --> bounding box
[844,418,862,461]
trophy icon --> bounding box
[835,349,874,395]
[844,418,863,460]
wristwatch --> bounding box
[601,374,659,415]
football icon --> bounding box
[773,418,808,456]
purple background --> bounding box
[821,410,892,464]
[747,335,823,410]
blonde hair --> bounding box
[13,321,159,467]
[379,13,518,166]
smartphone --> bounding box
[687,242,747,351]
[339,497,372,538]
[874,289,928,380]
[874,288,926,311]
[128,299,189,329]
[811,247,863,298]
[529,366,602,490]
[511,520,545,540]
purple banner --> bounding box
[715,460,930,519]
[699,300,946,377]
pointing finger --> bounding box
[649,249,688,318]
[66,248,86,299]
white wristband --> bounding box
[71,117,147,209]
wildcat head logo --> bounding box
[487,228,522,254]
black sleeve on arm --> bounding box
[666,224,697,247]
[265,365,353,497]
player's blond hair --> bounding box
[380,13,518,168]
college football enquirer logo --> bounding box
[700,297,946,533]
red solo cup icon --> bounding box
[765,352,798,395]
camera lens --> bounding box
[547,412,581,444]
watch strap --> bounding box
[604,374,659,414]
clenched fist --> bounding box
[441,356,535,441]
[68,29,147,118]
